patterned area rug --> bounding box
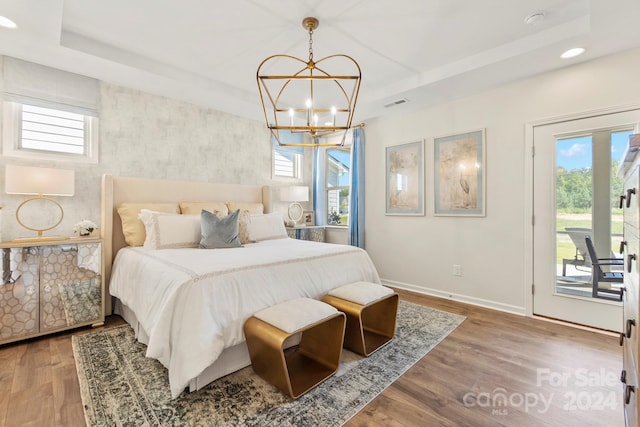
[73,301,465,426]
[58,280,101,326]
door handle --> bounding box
[620,240,627,254]
[621,286,626,302]
[628,254,636,273]
[626,319,636,338]
[622,369,627,384]
[627,188,636,208]
[620,194,626,209]
[620,332,625,346]
[626,385,635,405]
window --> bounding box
[554,126,631,298]
[272,132,303,180]
[3,101,99,163]
[326,147,351,226]
[273,146,302,179]
[2,56,100,163]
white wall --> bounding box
[365,48,640,314]
[0,81,311,240]
[3,49,639,309]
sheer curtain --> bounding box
[348,127,365,248]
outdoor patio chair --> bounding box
[562,227,593,276]
[584,235,624,300]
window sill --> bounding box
[325,225,348,230]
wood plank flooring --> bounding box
[0,289,624,426]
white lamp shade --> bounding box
[5,165,75,196]
[280,186,309,202]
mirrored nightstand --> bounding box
[286,226,325,242]
[0,237,104,344]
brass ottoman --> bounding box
[322,282,398,356]
[243,298,346,399]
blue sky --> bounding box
[328,149,351,185]
[556,130,631,171]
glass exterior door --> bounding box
[532,110,640,330]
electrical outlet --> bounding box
[452,264,462,276]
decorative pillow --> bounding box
[180,201,228,216]
[226,202,264,215]
[238,210,255,244]
[138,210,201,249]
[249,212,288,241]
[117,202,180,247]
[199,209,242,249]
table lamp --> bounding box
[5,165,75,240]
[280,186,309,224]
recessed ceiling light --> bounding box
[561,47,585,59]
[0,16,17,29]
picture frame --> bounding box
[434,129,486,217]
[385,140,425,215]
[303,210,315,226]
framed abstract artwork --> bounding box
[385,140,425,215]
[434,129,486,216]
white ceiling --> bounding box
[1,0,639,124]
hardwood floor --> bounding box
[348,290,623,427]
[0,289,624,427]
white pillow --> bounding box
[138,209,201,249]
[249,212,288,241]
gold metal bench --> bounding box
[243,298,345,399]
[322,282,398,356]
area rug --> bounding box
[59,280,101,326]
[73,301,465,426]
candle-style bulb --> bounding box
[289,108,294,127]
[306,99,312,125]
[331,106,337,127]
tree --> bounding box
[555,159,623,212]
[556,166,592,211]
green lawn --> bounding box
[555,214,623,263]
[555,218,623,234]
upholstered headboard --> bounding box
[100,174,273,314]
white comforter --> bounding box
[109,238,380,398]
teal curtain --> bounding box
[348,128,365,248]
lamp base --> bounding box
[287,202,304,223]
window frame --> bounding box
[2,101,99,163]
[272,145,303,181]
[324,146,352,227]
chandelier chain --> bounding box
[308,27,314,61]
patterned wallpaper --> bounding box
[0,81,306,241]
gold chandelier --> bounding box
[257,17,362,147]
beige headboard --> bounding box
[101,174,273,314]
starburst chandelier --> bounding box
[257,17,362,146]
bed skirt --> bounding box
[114,298,252,394]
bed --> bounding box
[101,174,381,398]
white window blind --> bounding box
[3,56,98,115]
[21,105,85,154]
[2,56,99,163]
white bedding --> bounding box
[109,238,380,398]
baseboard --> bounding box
[382,279,527,316]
